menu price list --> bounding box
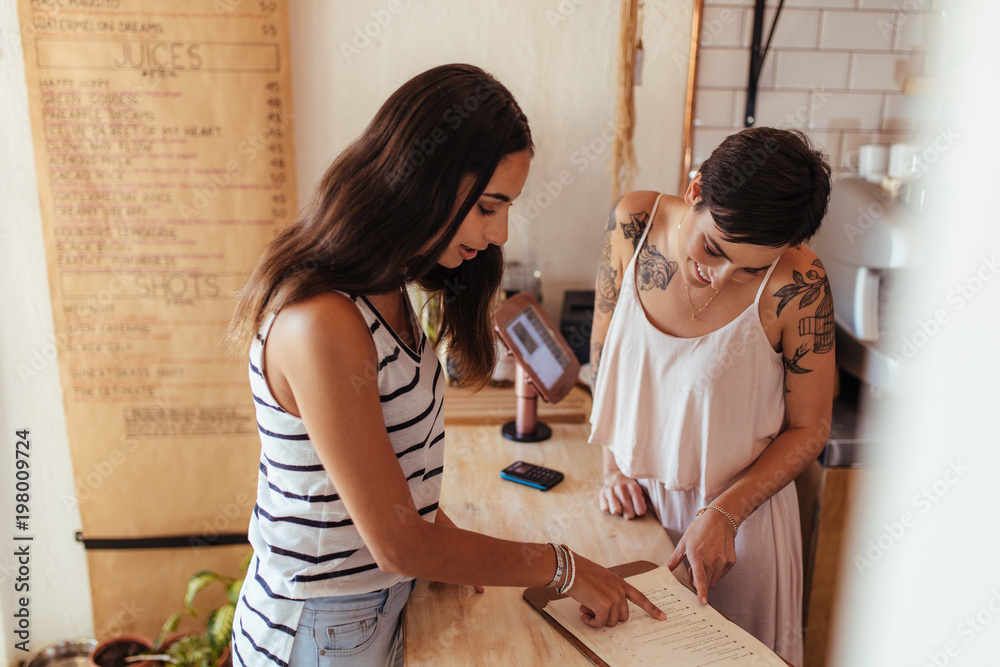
[19,0,297,439]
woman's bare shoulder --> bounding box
[772,245,826,284]
[262,292,379,415]
[608,191,685,251]
[764,245,830,320]
[612,191,685,225]
[269,292,376,365]
[612,190,659,221]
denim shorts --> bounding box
[288,579,414,667]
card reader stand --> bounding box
[502,362,553,442]
[494,292,581,443]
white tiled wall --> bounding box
[690,0,946,180]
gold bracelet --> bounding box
[696,505,739,538]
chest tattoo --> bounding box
[637,243,677,291]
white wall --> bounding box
[690,0,946,180]
[289,0,695,320]
[0,1,94,664]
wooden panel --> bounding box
[796,459,825,608]
[803,468,869,667]
[87,544,251,641]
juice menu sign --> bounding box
[17,0,296,536]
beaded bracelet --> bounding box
[696,505,739,538]
[555,544,570,589]
[557,544,577,594]
[546,542,565,587]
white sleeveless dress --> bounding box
[590,195,803,665]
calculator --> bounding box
[500,461,564,491]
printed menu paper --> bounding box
[545,566,787,666]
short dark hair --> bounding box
[694,127,831,248]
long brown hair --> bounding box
[227,64,533,386]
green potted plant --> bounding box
[133,553,250,667]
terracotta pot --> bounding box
[214,644,232,667]
[88,635,154,667]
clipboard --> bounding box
[523,560,658,667]
[523,560,794,667]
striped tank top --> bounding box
[232,292,445,667]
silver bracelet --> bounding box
[554,544,570,589]
[546,543,565,587]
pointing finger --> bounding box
[626,584,667,621]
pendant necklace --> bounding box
[677,220,721,320]
[685,283,720,320]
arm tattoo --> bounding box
[636,244,677,291]
[596,231,619,314]
[591,341,604,382]
[783,343,813,374]
[774,259,835,376]
[620,211,649,252]
[798,278,834,354]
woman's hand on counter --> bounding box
[600,469,648,520]
[665,509,737,606]
[571,552,667,627]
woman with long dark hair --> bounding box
[228,64,664,667]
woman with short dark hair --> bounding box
[590,126,834,666]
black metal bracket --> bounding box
[745,0,786,127]
[76,530,249,549]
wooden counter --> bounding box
[403,416,676,666]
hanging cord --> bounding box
[611,0,643,203]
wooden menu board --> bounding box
[16,1,296,542]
